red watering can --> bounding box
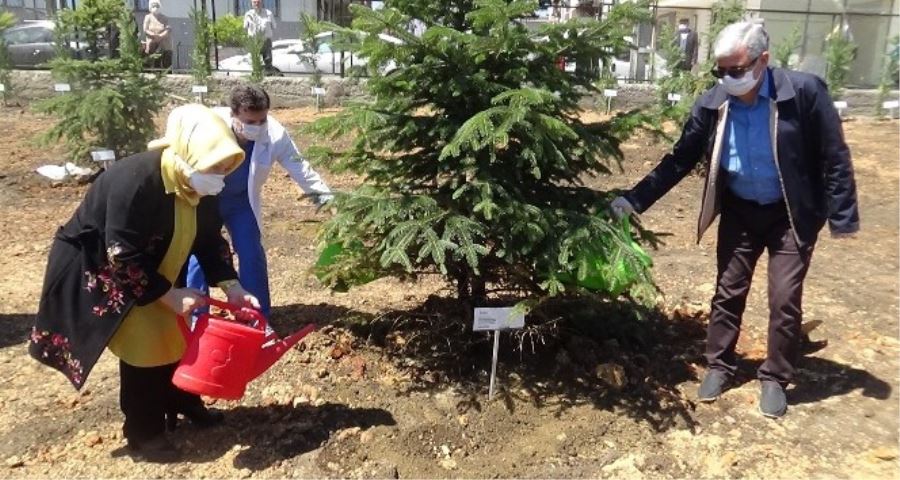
[173,298,316,400]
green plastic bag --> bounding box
[314,241,380,292]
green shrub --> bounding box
[36,2,165,165]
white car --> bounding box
[218,32,401,75]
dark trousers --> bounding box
[119,360,204,444]
[262,37,273,70]
[705,191,815,385]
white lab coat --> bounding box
[213,107,332,231]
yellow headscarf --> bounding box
[148,104,245,206]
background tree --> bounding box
[0,11,15,106]
[190,6,213,84]
[36,1,165,165]
[823,24,857,100]
[299,12,327,88]
[652,0,745,123]
[211,14,246,47]
[307,0,656,308]
[875,35,898,117]
[772,25,802,69]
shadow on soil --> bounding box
[110,403,395,470]
[0,313,35,349]
[273,295,892,436]
[729,356,892,405]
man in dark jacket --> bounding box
[610,21,859,418]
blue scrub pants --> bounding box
[187,201,271,318]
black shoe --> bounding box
[759,380,787,418]
[698,370,731,402]
[127,434,182,463]
[182,405,225,429]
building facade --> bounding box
[651,0,899,87]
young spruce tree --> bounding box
[36,0,164,164]
[309,0,656,306]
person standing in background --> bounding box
[187,85,332,322]
[243,0,276,72]
[142,0,172,69]
[674,18,699,72]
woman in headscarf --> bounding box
[29,104,258,463]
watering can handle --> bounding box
[203,297,269,332]
[174,298,268,341]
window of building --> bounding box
[235,0,280,18]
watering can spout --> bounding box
[251,323,317,380]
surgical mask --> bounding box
[175,154,226,196]
[235,120,266,142]
[719,68,759,97]
[189,172,226,196]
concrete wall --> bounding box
[7,69,898,117]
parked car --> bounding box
[218,31,401,75]
[2,20,111,68]
[2,21,57,68]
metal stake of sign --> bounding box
[603,89,617,115]
[489,330,500,399]
[473,307,525,401]
[312,86,326,112]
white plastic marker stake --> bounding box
[312,86,326,112]
[90,149,116,169]
[833,100,848,117]
[883,100,900,118]
[54,83,71,93]
[0,83,5,92]
[192,85,208,102]
[603,89,617,114]
[473,307,525,400]
[667,92,681,105]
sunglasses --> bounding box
[710,56,760,79]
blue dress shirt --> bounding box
[721,70,783,205]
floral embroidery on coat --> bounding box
[83,241,151,316]
[29,328,84,386]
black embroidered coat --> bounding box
[29,150,237,389]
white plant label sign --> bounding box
[192,85,208,94]
[90,150,116,162]
[54,83,71,92]
[603,89,618,97]
[473,307,525,331]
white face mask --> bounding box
[719,67,759,97]
[235,119,266,142]
[189,172,226,196]
[174,154,226,196]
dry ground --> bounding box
[0,105,897,479]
